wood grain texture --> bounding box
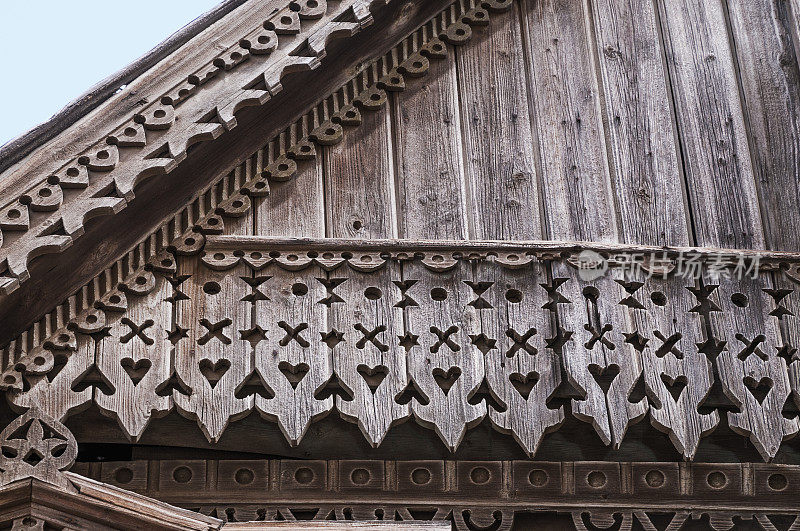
[257,158,326,238]
[392,43,469,240]
[727,0,800,251]
[589,0,689,246]
[519,0,617,242]
[657,0,764,249]
[454,2,543,240]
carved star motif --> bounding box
[240,325,268,348]
[398,331,419,351]
[623,331,649,352]
[167,324,189,345]
[545,326,572,350]
[469,333,497,354]
[320,329,345,349]
[777,344,799,363]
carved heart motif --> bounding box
[199,359,231,389]
[121,358,151,386]
[357,364,389,393]
[660,373,687,402]
[278,362,309,390]
[509,371,540,400]
[743,376,773,405]
[588,364,620,394]
[432,367,462,395]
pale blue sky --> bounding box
[0,1,222,147]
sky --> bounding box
[0,1,222,147]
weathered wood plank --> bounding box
[589,0,689,246]
[726,0,800,251]
[657,0,763,249]
[519,0,617,242]
[392,38,469,240]
[454,2,543,240]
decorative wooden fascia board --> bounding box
[71,458,800,531]
[0,0,400,295]
[6,238,800,461]
[0,0,511,380]
[0,475,223,530]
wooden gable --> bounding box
[2,0,800,529]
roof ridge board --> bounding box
[0,0,510,358]
[0,0,389,295]
[0,0,252,177]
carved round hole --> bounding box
[370,93,381,101]
[235,468,255,485]
[33,356,46,366]
[287,254,299,262]
[455,28,466,36]
[352,220,363,230]
[154,109,167,119]
[768,473,788,491]
[359,254,372,263]
[97,150,110,160]
[430,287,448,301]
[325,128,336,136]
[3,375,16,385]
[292,283,309,296]
[66,167,80,177]
[250,252,263,260]
[411,468,431,485]
[47,175,60,185]
[114,467,134,484]
[432,43,443,52]
[280,15,293,25]
[650,291,667,306]
[278,163,289,172]
[294,467,314,484]
[412,61,423,69]
[124,127,137,137]
[58,333,71,343]
[307,0,319,7]
[21,517,37,527]
[474,10,486,18]
[185,237,196,246]
[706,471,727,489]
[255,181,266,189]
[645,470,665,488]
[7,209,20,219]
[86,314,98,324]
[731,293,748,307]
[203,282,222,295]
[528,469,548,487]
[109,295,121,304]
[232,200,244,208]
[390,77,401,84]
[214,253,226,260]
[351,468,370,485]
[346,110,357,118]
[300,144,312,152]
[135,276,148,285]
[470,467,491,485]
[587,471,606,488]
[258,35,271,44]
[231,52,242,61]
[207,217,219,226]
[365,287,382,300]
[173,466,193,483]
[38,188,52,197]
[161,258,173,267]
[505,289,523,303]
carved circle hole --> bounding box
[505,289,523,303]
[3,375,15,385]
[706,471,727,489]
[587,471,606,488]
[173,466,193,483]
[644,470,665,488]
[114,467,134,484]
[280,15,293,25]
[58,333,71,343]
[307,0,319,7]
[203,281,222,295]
[411,468,431,485]
[650,291,667,306]
[731,293,748,307]
[161,258,173,267]
[154,109,167,119]
[33,356,46,366]
[124,127,137,137]
[251,252,263,260]
[86,314,98,324]
[66,167,80,177]
[301,144,312,152]
[292,283,309,296]
[528,469,548,487]
[352,220,363,230]
[455,28,467,36]
[365,287,382,300]
[7,209,20,219]
[294,467,314,484]
[213,253,225,261]
[258,35,271,44]
[38,188,52,197]
[47,175,60,185]
[370,93,381,101]
[97,150,110,160]
[278,163,289,172]
[430,288,448,301]
[470,466,490,485]
[351,468,371,485]
[235,468,255,485]
[232,200,244,208]
[412,61,423,69]
[185,237,196,246]
[135,276,148,285]
[21,517,38,527]
[109,295,121,304]
[768,473,788,491]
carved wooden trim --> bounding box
[6,239,800,460]
[0,0,398,294]
[70,458,800,530]
[1,0,511,360]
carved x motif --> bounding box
[584,323,615,350]
[120,318,155,345]
[278,321,310,348]
[354,324,389,352]
[506,327,537,357]
[198,318,232,345]
[430,325,460,353]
